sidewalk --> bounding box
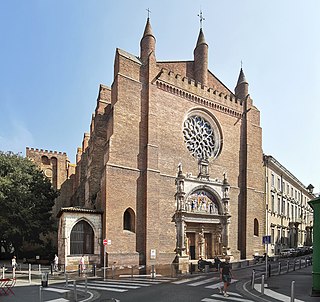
[243,265,319,302]
[0,273,100,302]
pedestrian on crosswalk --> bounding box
[219,255,233,297]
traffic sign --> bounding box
[262,235,271,244]
[103,239,108,246]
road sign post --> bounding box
[263,235,271,279]
[103,239,108,280]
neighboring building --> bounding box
[26,147,76,217]
[26,147,73,191]
[264,155,314,256]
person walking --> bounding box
[219,256,233,297]
[11,255,17,278]
[11,256,17,269]
[79,255,86,273]
[53,254,59,271]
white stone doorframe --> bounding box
[57,207,103,271]
[174,167,231,262]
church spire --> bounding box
[140,16,156,64]
[196,28,207,47]
[193,12,208,86]
[235,67,249,100]
[142,17,154,38]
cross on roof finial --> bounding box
[146,8,151,19]
[198,10,205,29]
[241,60,243,69]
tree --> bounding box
[0,151,58,255]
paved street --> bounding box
[0,257,317,302]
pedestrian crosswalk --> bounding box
[46,275,253,302]
[173,275,255,301]
[74,276,174,293]
[202,291,255,302]
[172,274,237,288]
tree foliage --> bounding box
[0,151,58,254]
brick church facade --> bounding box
[27,18,266,269]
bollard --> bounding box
[287,261,289,273]
[205,264,210,273]
[251,269,255,290]
[299,258,301,269]
[261,274,265,295]
[290,280,295,302]
[85,276,87,295]
[65,273,68,288]
[171,263,176,278]
[112,264,115,279]
[151,265,156,279]
[268,263,271,277]
[73,280,77,302]
[41,272,48,287]
[78,264,81,276]
[50,263,53,275]
[93,264,96,277]
[39,285,42,302]
[278,262,281,275]
[12,267,15,278]
[39,264,41,274]
[131,266,134,278]
[29,264,32,284]
[2,266,5,279]
[293,260,296,271]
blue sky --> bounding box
[1,0,320,191]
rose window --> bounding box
[183,115,220,160]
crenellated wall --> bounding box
[26,147,70,190]
[155,68,243,118]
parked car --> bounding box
[295,246,309,256]
[253,253,270,264]
[280,248,296,258]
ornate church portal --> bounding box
[174,160,231,263]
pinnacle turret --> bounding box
[193,28,208,86]
[196,28,207,47]
[140,18,156,64]
[236,68,248,86]
[235,68,249,100]
[142,17,154,38]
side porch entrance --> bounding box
[186,223,223,260]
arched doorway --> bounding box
[70,220,94,255]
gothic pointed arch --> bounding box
[70,219,94,255]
